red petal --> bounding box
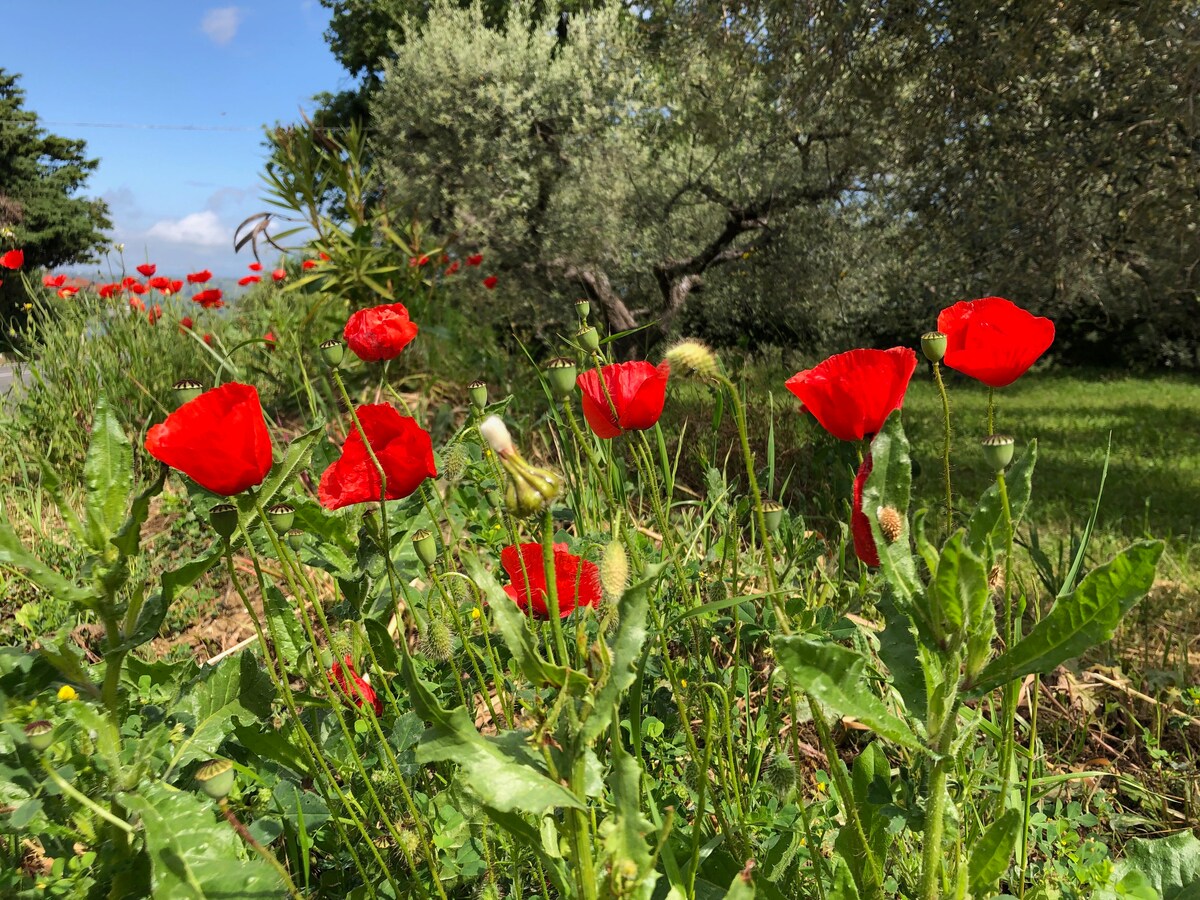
[785,348,917,442]
[938,297,1055,388]
[852,455,879,567]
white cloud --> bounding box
[146,211,227,248]
[201,7,243,46]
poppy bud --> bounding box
[423,619,454,662]
[412,529,438,567]
[479,415,514,457]
[196,758,235,800]
[981,434,1016,472]
[877,506,904,543]
[172,379,204,406]
[287,529,305,550]
[545,357,578,400]
[575,298,590,321]
[921,331,947,363]
[468,379,488,411]
[267,503,295,533]
[24,720,53,752]
[442,443,469,482]
[320,338,344,369]
[665,339,720,382]
[762,499,784,535]
[599,540,628,601]
[500,452,563,518]
[764,752,796,795]
[576,326,600,353]
[209,504,239,540]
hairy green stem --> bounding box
[933,361,953,528]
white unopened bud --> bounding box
[479,415,514,458]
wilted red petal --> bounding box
[785,348,917,442]
[331,655,382,716]
[938,297,1055,388]
[852,455,879,567]
[0,249,24,269]
[500,543,601,619]
[144,382,273,496]
[343,303,418,362]
[318,404,437,510]
[576,361,670,439]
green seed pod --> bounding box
[320,338,344,369]
[764,751,796,795]
[267,503,295,533]
[981,434,1016,472]
[424,619,454,662]
[544,357,578,401]
[576,325,600,353]
[196,758,235,800]
[442,442,469,482]
[574,298,590,322]
[467,379,488,411]
[762,498,784,535]
[599,540,629,602]
[209,503,239,540]
[287,529,304,550]
[172,378,204,406]
[921,331,947,364]
[412,529,438,568]
[24,720,53,752]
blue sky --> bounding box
[1,1,352,276]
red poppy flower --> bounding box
[500,543,602,619]
[128,296,145,312]
[144,382,273,496]
[238,275,261,286]
[187,269,212,284]
[43,274,66,288]
[318,404,437,510]
[576,360,670,439]
[785,348,917,442]
[149,276,171,291]
[330,655,382,716]
[147,304,163,324]
[852,455,879,567]
[466,253,483,267]
[98,282,119,299]
[343,302,419,362]
[136,263,156,277]
[203,333,214,346]
[319,252,330,261]
[180,316,194,331]
[1,249,23,269]
[301,259,319,270]
[122,276,141,288]
[937,296,1055,388]
[128,282,148,296]
[169,279,183,294]
[193,288,224,309]
[263,330,276,348]
[271,268,286,282]
[58,286,78,299]
[482,275,498,290]
[248,262,263,272]
[444,261,460,276]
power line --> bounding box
[0,118,267,133]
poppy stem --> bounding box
[541,507,571,667]
[933,361,954,528]
[987,387,996,436]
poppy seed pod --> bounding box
[576,325,600,353]
[287,529,304,550]
[468,379,488,411]
[762,499,784,535]
[320,338,344,369]
[209,504,239,540]
[575,298,590,322]
[24,720,53,752]
[267,503,295,533]
[664,340,720,382]
[196,758,235,800]
[172,378,204,406]
[921,331,947,364]
[412,529,438,567]
[981,434,1016,471]
[545,357,578,401]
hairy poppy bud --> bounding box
[877,506,904,543]
[576,325,600,353]
[468,379,488,411]
[665,340,719,382]
[442,442,469,482]
[921,331,947,364]
[762,499,784,535]
[981,434,1016,472]
[545,357,578,401]
[764,752,796,795]
[412,529,438,567]
[320,338,344,369]
[599,540,629,601]
[267,503,295,533]
[172,378,204,406]
[24,720,53,752]
[287,529,304,550]
[196,758,235,800]
[423,619,454,662]
[210,503,239,540]
[575,298,590,322]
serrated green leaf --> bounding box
[111,464,167,557]
[930,531,987,636]
[83,395,133,553]
[167,653,274,773]
[773,636,925,753]
[876,588,927,720]
[0,518,98,608]
[970,540,1163,695]
[968,809,1021,896]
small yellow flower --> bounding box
[680,679,688,689]
[470,607,482,621]
[23,303,32,312]
[57,685,78,702]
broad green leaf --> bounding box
[834,741,893,898]
[110,589,166,654]
[167,653,274,773]
[272,780,330,833]
[122,783,283,898]
[970,541,1163,695]
[773,636,925,753]
[876,588,927,720]
[601,740,659,899]
[83,395,133,553]
[966,440,1037,556]
[968,810,1021,896]
[111,464,167,557]
[1114,830,1200,900]
[581,565,660,743]
[930,531,987,637]
[0,519,98,608]
[726,866,757,900]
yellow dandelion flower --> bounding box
[57,685,78,702]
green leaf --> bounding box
[111,464,167,558]
[601,742,660,900]
[930,530,987,637]
[122,783,283,898]
[968,810,1021,896]
[970,541,1163,695]
[966,440,1037,556]
[481,804,573,896]
[83,395,133,553]
[167,653,274,773]
[0,518,98,608]
[875,588,927,720]
[772,636,925,753]
[1114,831,1200,900]
[726,865,757,900]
